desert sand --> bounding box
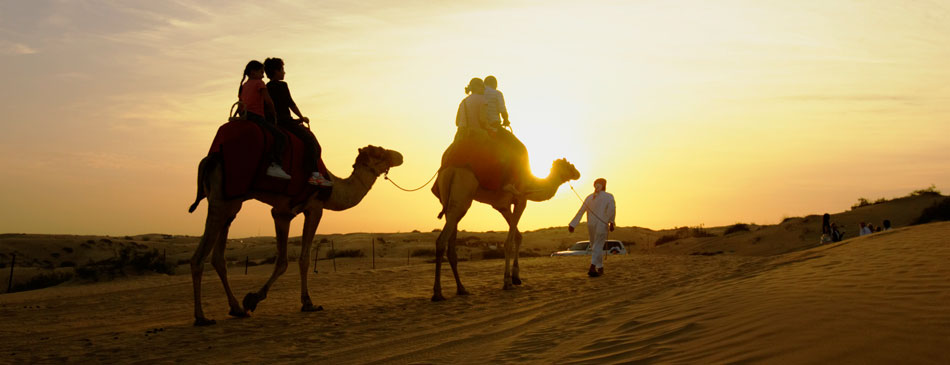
[1,216,949,363]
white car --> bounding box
[550,240,627,257]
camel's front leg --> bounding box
[298,209,324,312]
[243,210,293,313]
[510,200,527,285]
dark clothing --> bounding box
[266,80,295,124]
[267,79,328,176]
[280,121,327,175]
[247,112,288,167]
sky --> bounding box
[1,0,948,237]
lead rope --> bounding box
[567,180,611,225]
[385,170,439,192]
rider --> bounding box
[263,57,332,187]
[238,60,291,179]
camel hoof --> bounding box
[457,288,470,296]
[431,293,446,302]
[512,277,523,285]
[243,292,264,312]
[301,304,324,312]
[503,283,514,291]
[194,317,216,326]
[228,308,250,318]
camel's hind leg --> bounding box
[191,200,237,326]
[210,203,247,318]
[447,229,469,296]
[298,209,324,312]
[432,222,453,302]
[243,210,293,313]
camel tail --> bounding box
[436,169,452,219]
[188,155,215,213]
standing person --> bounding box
[568,178,617,277]
[882,219,892,231]
[831,223,845,242]
[263,57,332,186]
[820,213,832,244]
[238,60,291,179]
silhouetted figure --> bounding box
[859,222,872,236]
[455,78,489,141]
[264,57,331,187]
[831,223,845,242]
[568,178,616,277]
[820,213,832,244]
[883,219,892,231]
[483,75,510,129]
[238,60,290,179]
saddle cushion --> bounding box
[207,120,314,201]
[444,134,506,191]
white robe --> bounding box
[569,191,616,269]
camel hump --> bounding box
[441,128,529,191]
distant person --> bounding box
[483,75,510,130]
[867,223,876,233]
[263,57,332,187]
[883,219,892,231]
[238,60,291,179]
[859,222,872,236]
[831,223,845,242]
[875,226,882,233]
[820,213,832,244]
[568,178,617,277]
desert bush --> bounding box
[11,271,74,293]
[654,234,679,246]
[59,261,76,268]
[319,238,330,244]
[723,223,751,235]
[910,184,941,197]
[86,240,95,244]
[411,248,436,257]
[50,252,60,258]
[62,247,73,253]
[688,226,715,238]
[327,249,363,259]
[411,230,421,233]
[481,247,505,260]
[99,238,112,244]
[74,247,172,282]
[874,197,888,204]
[141,236,150,241]
[124,236,133,240]
[851,197,872,210]
[432,228,441,233]
[376,237,387,244]
[913,198,950,225]
[781,216,797,224]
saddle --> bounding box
[207,119,326,202]
[440,127,529,192]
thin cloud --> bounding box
[0,40,37,55]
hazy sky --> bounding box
[1,0,948,237]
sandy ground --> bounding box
[1,221,948,363]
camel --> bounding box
[187,145,403,326]
[431,139,580,301]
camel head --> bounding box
[353,145,403,176]
[551,158,581,182]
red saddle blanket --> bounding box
[207,120,315,201]
[444,135,507,191]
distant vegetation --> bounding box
[411,248,436,257]
[913,198,950,225]
[655,226,715,246]
[852,185,942,210]
[75,247,173,282]
[723,223,751,235]
[326,249,364,259]
[10,271,73,293]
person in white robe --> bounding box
[568,178,616,277]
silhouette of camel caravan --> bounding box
[187,119,402,326]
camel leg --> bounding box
[243,210,293,313]
[210,206,247,318]
[510,200,527,285]
[298,209,324,312]
[447,229,469,296]
[191,201,229,326]
[432,221,452,302]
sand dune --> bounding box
[2,221,948,363]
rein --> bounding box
[384,170,439,192]
[568,180,611,225]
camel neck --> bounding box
[324,165,378,211]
